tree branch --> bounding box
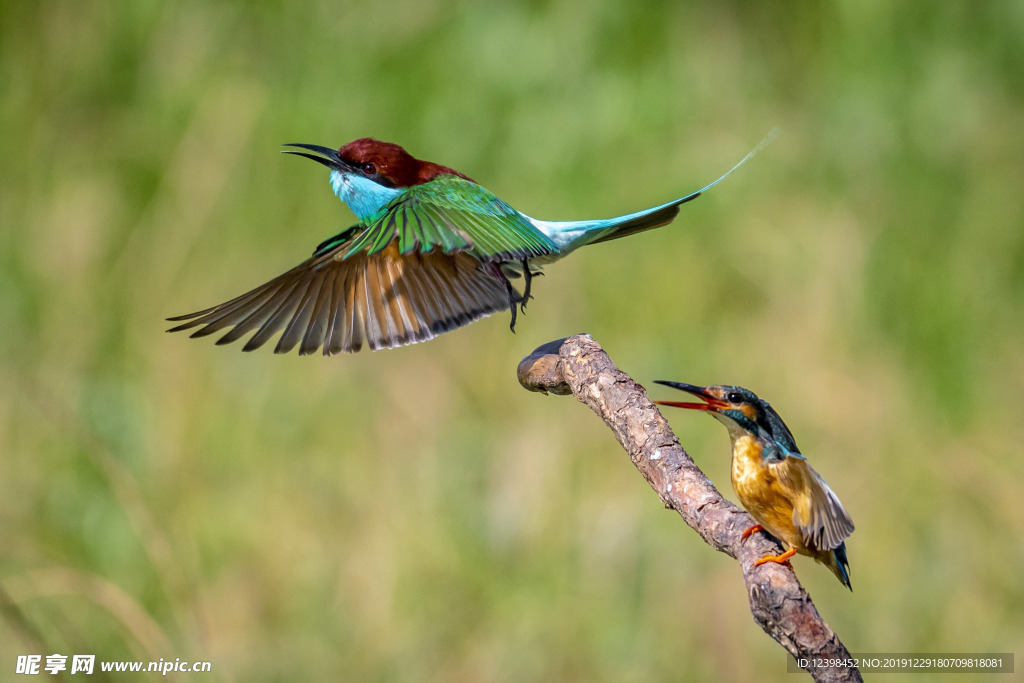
[518,334,862,683]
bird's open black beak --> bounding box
[653,380,727,411]
[281,143,351,171]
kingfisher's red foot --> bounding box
[754,546,797,567]
[742,524,764,541]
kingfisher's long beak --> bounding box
[281,143,351,171]
[653,380,728,411]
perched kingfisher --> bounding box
[654,381,854,589]
[168,134,772,355]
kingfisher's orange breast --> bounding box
[730,434,805,550]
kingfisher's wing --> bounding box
[167,239,512,355]
[785,459,855,551]
[342,175,560,261]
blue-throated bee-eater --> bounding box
[168,133,773,355]
[654,381,854,589]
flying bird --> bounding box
[654,381,854,589]
[168,133,773,355]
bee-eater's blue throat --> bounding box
[168,133,774,355]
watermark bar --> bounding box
[787,653,1014,674]
[15,655,212,676]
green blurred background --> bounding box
[2,1,1022,680]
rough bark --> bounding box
[518,334,862,683]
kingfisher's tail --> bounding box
[525,129,777,255]
[826,542,852,591]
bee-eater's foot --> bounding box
[518,292,531,314]
[519,259,534,313]
[753,546,797,568]
[742,524,765,541]
[490,262,521,332]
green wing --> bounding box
[343,175,560,262]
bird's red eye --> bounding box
[361,162,376,175]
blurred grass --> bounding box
[2,0,1023,680]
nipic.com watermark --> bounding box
[15,654,212,676]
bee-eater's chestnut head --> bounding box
[283,138,471,223]
[653,381,799,451]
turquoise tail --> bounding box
[526,128,778,255]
